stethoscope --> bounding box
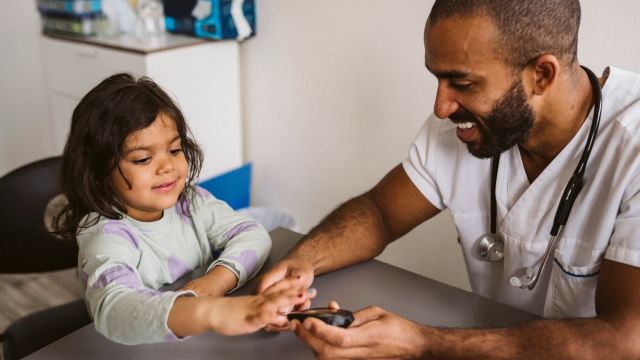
[476,66,602,291]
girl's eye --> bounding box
[132,157,151,165]
[169,148,182,156]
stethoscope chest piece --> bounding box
[477,233,504,261]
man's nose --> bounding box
[434,83,459,119]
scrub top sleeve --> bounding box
[605,170,640,267]
[402,116,446,210]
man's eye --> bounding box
[451,82,474,90]
[169,148,183,156]
[132,157,151,165]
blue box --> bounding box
[37,0,101,16]
[198,163,252,210]
[162,0,255,41]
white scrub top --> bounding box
[402,67,640,318]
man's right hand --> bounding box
[257,255,315,294]
[256,256,316,331]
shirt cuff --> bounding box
[163,290,197,341]
[207,260,242,293]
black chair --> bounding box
[0,157,91,360]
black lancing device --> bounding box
[287,308,354,328]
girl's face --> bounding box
[112,113,189,222]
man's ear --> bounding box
[528,54,560,95]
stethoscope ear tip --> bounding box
[510,276,522,288]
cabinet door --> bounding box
[42,37,146,98]
[146,42,243,180]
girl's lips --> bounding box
[153,180,176,192]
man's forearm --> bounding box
[423,317,637,359]
[288,194,392,275]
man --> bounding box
[258,0,640,358]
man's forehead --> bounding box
[424,15,502,75]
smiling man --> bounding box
[258,0,640,358]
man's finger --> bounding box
[349,306,385,327]
[264,322,292,332]
[294,318,372,359]
[261,277,307,294]
[306,317,378,349]
[256,270,286,293]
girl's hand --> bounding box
[180,266,238,297]
[208,278,317,336]
[256,255,316,329]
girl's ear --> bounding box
[527,54,560,96]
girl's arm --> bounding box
[182,265,239,298]
[183,186,272,296]
[168,278,315,337]
[79,228,197,345]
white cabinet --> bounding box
[41,34,242,180]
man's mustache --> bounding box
[449,108,477,123]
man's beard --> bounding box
[451,81,535,158]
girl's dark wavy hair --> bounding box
[55,73,203,241]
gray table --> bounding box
[26,228,536,359]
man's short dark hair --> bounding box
[428,0,581,69]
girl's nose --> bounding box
[157,155,175,174]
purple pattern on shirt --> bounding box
[175,198,192,225]
[224,221,259,241]
[164,332,180,341]
[227,249,259,275]
[168,256,192,282]
[81,271,89,287]
[195,186,211,199]
[92,265,142,289]
[103,221,140,250]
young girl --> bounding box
[56,73,313,345]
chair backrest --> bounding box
[0,157,78,273]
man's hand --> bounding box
[255,256,316,331]
[292,305,428,359]
[256,255,315,296]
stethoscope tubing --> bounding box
[482,66,603,291]
[549,66,602,236]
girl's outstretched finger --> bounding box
[263,287,316,316]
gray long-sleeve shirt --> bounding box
[77,186,271,344]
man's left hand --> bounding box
[292,305,429,359]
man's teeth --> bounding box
[456,122,475,129]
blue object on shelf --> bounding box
[162,0,255,40]
[198,163,251,210]
[37,0,102,16]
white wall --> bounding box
[0,2,53,175]
[240,0,640,291]
[1,1,639,290]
